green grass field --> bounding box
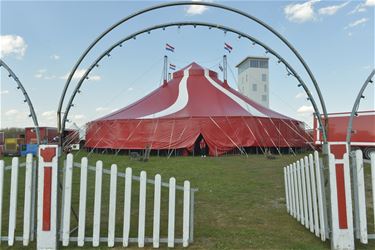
[1,152,374,249]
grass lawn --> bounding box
[1,151,374,249]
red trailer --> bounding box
[314,110,375,158]
[25,127,79,145]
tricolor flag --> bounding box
[169,63,176,70]
[224,42,233,53]
[165,43,175,52]
[219,64,224,72]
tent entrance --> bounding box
[193,134,208,156]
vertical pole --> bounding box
[163,55,168,86]
[223,55,228,85]
[37,145,58,250]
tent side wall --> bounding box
[85,117,310,155]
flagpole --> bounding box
[223,55,228,85]
[163,55,168,86]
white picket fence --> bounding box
[0,153,197,248]
[350,150,375,243]
[283,151,329,241]
[0,155,37,246]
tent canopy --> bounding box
[86,62,309,155]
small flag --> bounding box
[165,43,175,52]
[219,64,224,72]
[224,42,233,53]
[169,63,176,70]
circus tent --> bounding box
[85,62,309,156]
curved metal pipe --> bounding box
[61,21,326,143]
[57,1,328,143]
[346,69,375,151]
[0,59,40,144]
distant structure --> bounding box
[236,56,269,108]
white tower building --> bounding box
[236,56,269,108]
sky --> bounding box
[1,0,374,130]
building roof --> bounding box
[235,56,269,68]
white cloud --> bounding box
[0,35,28,58]
[5,109,19,116]
[284,0,320,23]
[345,17,368,29]
[349,0,374,14]
[0,90,9,95]
[186,0,210,15]
[34,69,56,80]
[365,0,375,6]
[61,68,101,81]
[297,105,314,114]
[128,87,134,91]
[95,107,109,112]
[42,111,55,120]
[50,54,60,60]
[295,92,307,99]
[318,1,349,15]
[74,114,85,120]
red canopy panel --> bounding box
[86,62,310,155]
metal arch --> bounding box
[346,69,375,150]
[57,1,328,143]
[0,59,40,144]
[61,21,326,141]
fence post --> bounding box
[138,171,147,247]
[37,145,58,250]
[123,167,132,247]
[78,157,88,246]
[62,153,73,246]
[328,142,354,250]
[93,161,103,247]
[108,164,118,247]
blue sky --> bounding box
[1,0,374,129]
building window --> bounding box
[262,95,267,102]
[250,60,259,68]
[259,61,268,68]
[264,85,267,92]
[262,74,267,81]
[252,84,257,91]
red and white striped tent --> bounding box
[86,62,309,155]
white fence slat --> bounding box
[371,152,375,232]
[290,165,296,218]
[8,157,19,246]
[93,161,103,247]
[153,174,161,248]
[78,157,88,247]
[355,150,368,244]
[123,167,132,247]
[300,159,308,228]
[62,153,74,246]
[314,151,326,241]
[183,180,190,247]
[0,160,4,241]
[297,161,304,224]
[30,160,37,241]
[168,177,176,248]
[304,156,314,233]
[108,164,118,247]
[138,171,147,248]
[293,163,300,221]
[284,167,289,212]
[288,165,294,216]
[309,154,320,237]
[23,154,33,246]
